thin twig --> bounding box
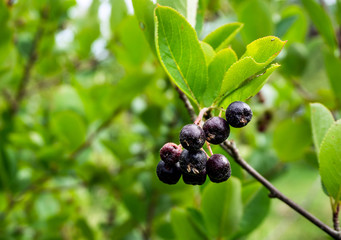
[176,87,341,240]
[334,203,340,232]
[175,86,196,122]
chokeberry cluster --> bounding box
[156,101,252,185]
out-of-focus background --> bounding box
[0,0,340,239]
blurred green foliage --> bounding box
[0,0,340,239]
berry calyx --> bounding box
[179,124,206,150]
[156,161,182,185]
[203,117,230,144]
[182,169,207,185]
[225,101,253,128]
[206,154,231,183]
[160,142,182,165]
[179,149,207,176]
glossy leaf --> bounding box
[157,0,198,27]
[203,23,243,51]
[202,177,243,238]
[217,36,285,105]
[204,48,238,106]
[221,63,280,106]
[110,0,127,32]
[319,120,341,201]
[155,6,207,104]
[310,103,334,154]
[301,0,337,50]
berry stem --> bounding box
[176,87,341,240]
[194,107,210,125]
[201,148,210,158]
[206,142,213,156]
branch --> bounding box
[12,24,44,114]
[175,86,196,122]
[176,87,341,240]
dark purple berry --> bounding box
[160,142,182,165]
[156,161,181,185]
[179,124,206,150]
[206,154,231,183]
[182,169,207,185]
[203,117,230,144]
[179,149,207,176]
[225,101,252,128]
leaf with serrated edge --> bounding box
[310,103,334,155]
[319,120,341,201]
[155,6,208,104]
[203,23,243,51]
[204,48,237,106]
[216,36,285,104]
[221,63,280,106]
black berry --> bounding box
[179,149,207,176]
[225,101,252,128]
[182,169,207,185]
[203,117,230,144]
[179,124,206,150]
[160,142,182,165]
[156,161,181,185]
[206,154,231,183]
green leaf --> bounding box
[203,23,243,51]
[113,15,150,67]
[203,48,238,106]
[273,118,312,162]
[310,103,334,154]
[170,208,207,240]
[237,0,273,44]
[52,86,85,116]
[200,41,216,65]
[222,63,280,106]
[301,0,337,50]
[201,177,243,238]
[235,183,270,237]
[132,0,156,53]
[279,5,308,45]
[195,0,208,34]
[51,111,87,150]
[155,6,207,104]
[110,0,127,32]
[157,0,198,27]
[324,50,341,102]
[217,36,285,105]
[319,120,341,201]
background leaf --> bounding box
[301,0,337,50]
[201,177,243,238]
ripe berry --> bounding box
[179,149,207,176]
[179,124,205,150]
[160,142,182,165]
[225,101,253,128]
[206,154,231,183]
[156,161,181,185]
[182,169,207,185]
[203,117,230,144]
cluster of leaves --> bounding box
[0,0,340,239]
